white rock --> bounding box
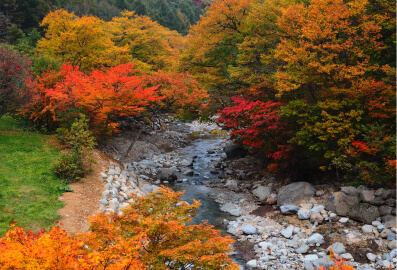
[298,208,312,220]
[281,225,294,239]
[304,254,319,261]
[307,233,324,244]
[246,260,257,268]
[340,253,353,260]
[366,253,377,262]
[339,217,349,224]
[311,205,325,213]
[242,224,258,235]
[362,225,375,234]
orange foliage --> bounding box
[143,71,209,114]
[0,188,238,270]
[20,63,161,136]
[275,0,386,98]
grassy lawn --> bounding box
[0,115,69,235]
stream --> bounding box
[164,124,247,268]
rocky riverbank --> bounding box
[98,119,396,270]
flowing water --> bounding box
[164,125,246,268]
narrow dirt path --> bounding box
[57,150,112,234]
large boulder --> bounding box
[156,168,177,182]
[326,192,360,216]
[253,186,274,202]
[224,144,248,159]
[277,182,316,206]
[349,203,381,224]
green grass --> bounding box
[0,115,69,235]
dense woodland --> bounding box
[0,0,395,268]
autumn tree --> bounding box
[18,63,79,130]
[0,45,32,117]
[37,9,129,71]
[109,11,184,72]
[184,0,254,105]
[0,187,239,270]
[216,0,395,185]
[20,63,162,137]
[273,0,396,184]
[142,71,209,115]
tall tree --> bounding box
[0,45,32,117]
[37,9,128,71]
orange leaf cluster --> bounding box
[20,63,161,136]
[0,188,239,270]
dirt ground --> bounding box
[57,150,114,234]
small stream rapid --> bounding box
[164,124,247,268]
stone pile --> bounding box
[326,186,396,225]
[98,165,159,214]
[224,214,397,270]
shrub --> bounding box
[54,114,96,183]
[56,114,96,153]
[53,150,85,183]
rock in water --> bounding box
[224,144,247,158]
[277,182,316,206]
[157,168,178,182]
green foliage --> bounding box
[31,55,61,76]
[15,28,41,55]
[53,150,85,183]
[7,24,24,45]
[56,114,96,152]
[55,114,96,183]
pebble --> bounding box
[242,224,258,235]
[366,253,377,262]
[307,233,324,244]
[378,224,387,232]
[327,242,346,255]
[298,208,312,220]
[281,225,294,238]
[389,240,397,250]
[387,232,397,240]
[340,253,353,260]
[304,254,319,261]
[296,244,310,254]
[311,205,325,213]
[362,224,375,234]
[246,260,257,268]
[372,221,382,227]
[339,217,349,224]
[280,205,300,215]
